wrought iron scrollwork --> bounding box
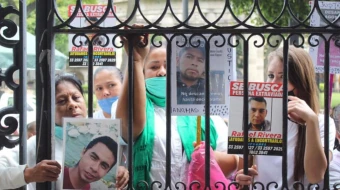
[51,0,340,31]
[0,4,21,150]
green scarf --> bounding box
[132,83,217,189]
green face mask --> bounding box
[145,77,166,107]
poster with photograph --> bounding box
[68,5,116,67]
[309,1,340,74]
[228,81,283,156]
[171,34,236,117]
[61,118,121,190]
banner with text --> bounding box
[227,81,283,156]
[68,5,116,67]
[309,1,340,73]
[171,34,236,117]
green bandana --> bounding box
[55,125,63,140]
[133,77,217,189]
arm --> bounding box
[288,96,327,183]
[116,24,149,141]
[214,152,239,177]
[0,147,27,189]
[0,136,61,189]
[304,116,327,183]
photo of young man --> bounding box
[248,97,271,131]
[63,136,118,190]
[176,44,206,104]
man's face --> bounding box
[77,142,115,183]
[249,100,267,125]
[177,48,205,81]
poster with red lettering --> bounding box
[67,5,116,66]
[227,81,283,156]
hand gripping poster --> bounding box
[61,118,121,190]
[228,82,283,156]
[68,5,116,67]
[171,34,236,117]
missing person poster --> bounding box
[228,81,283,156]
[61,118,121,190]
[68,5,116,67]
[171,34,236,117]
[309,1,340,73]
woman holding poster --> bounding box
[115,26,239,190]
[235,46,336,189]
[0,74,129,190]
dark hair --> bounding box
[178,44,206,60]
[55,73,83,95]
[84,136,118,169]
[248,97,267,106]
[94,66,123,83]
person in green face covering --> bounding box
[115,24,240,189]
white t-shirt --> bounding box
[0,135,63,190]
[111,103,229,189]
[253,114,336,189]
[93,109,106,119]
[329,149,340,189]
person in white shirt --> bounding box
[0,74,87,190]
[236,46,336,189]
[93,66,123,119]
[115,25,239,190]
[330,105,340,189]
[0,74,129,190]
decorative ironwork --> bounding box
[32,0,340,189]
[0,4,23,150]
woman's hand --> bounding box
[288,96,318,125]
[120,24,149,63]
[235,165,258,189]
[24,160,61,183]
[115,166,129,189]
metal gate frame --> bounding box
[1,0,339,189]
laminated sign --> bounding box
[61,118,122,190]
[228,81,283,156]
[67,4,117,67]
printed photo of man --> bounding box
[248,97,271,131]
[176,44,206,104]
[63,136,118,190]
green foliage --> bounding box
[320,92,340,110]
[83,92,98,112]
[319,83,325,92]
[229,0,311,26]
[3,0,97,55]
